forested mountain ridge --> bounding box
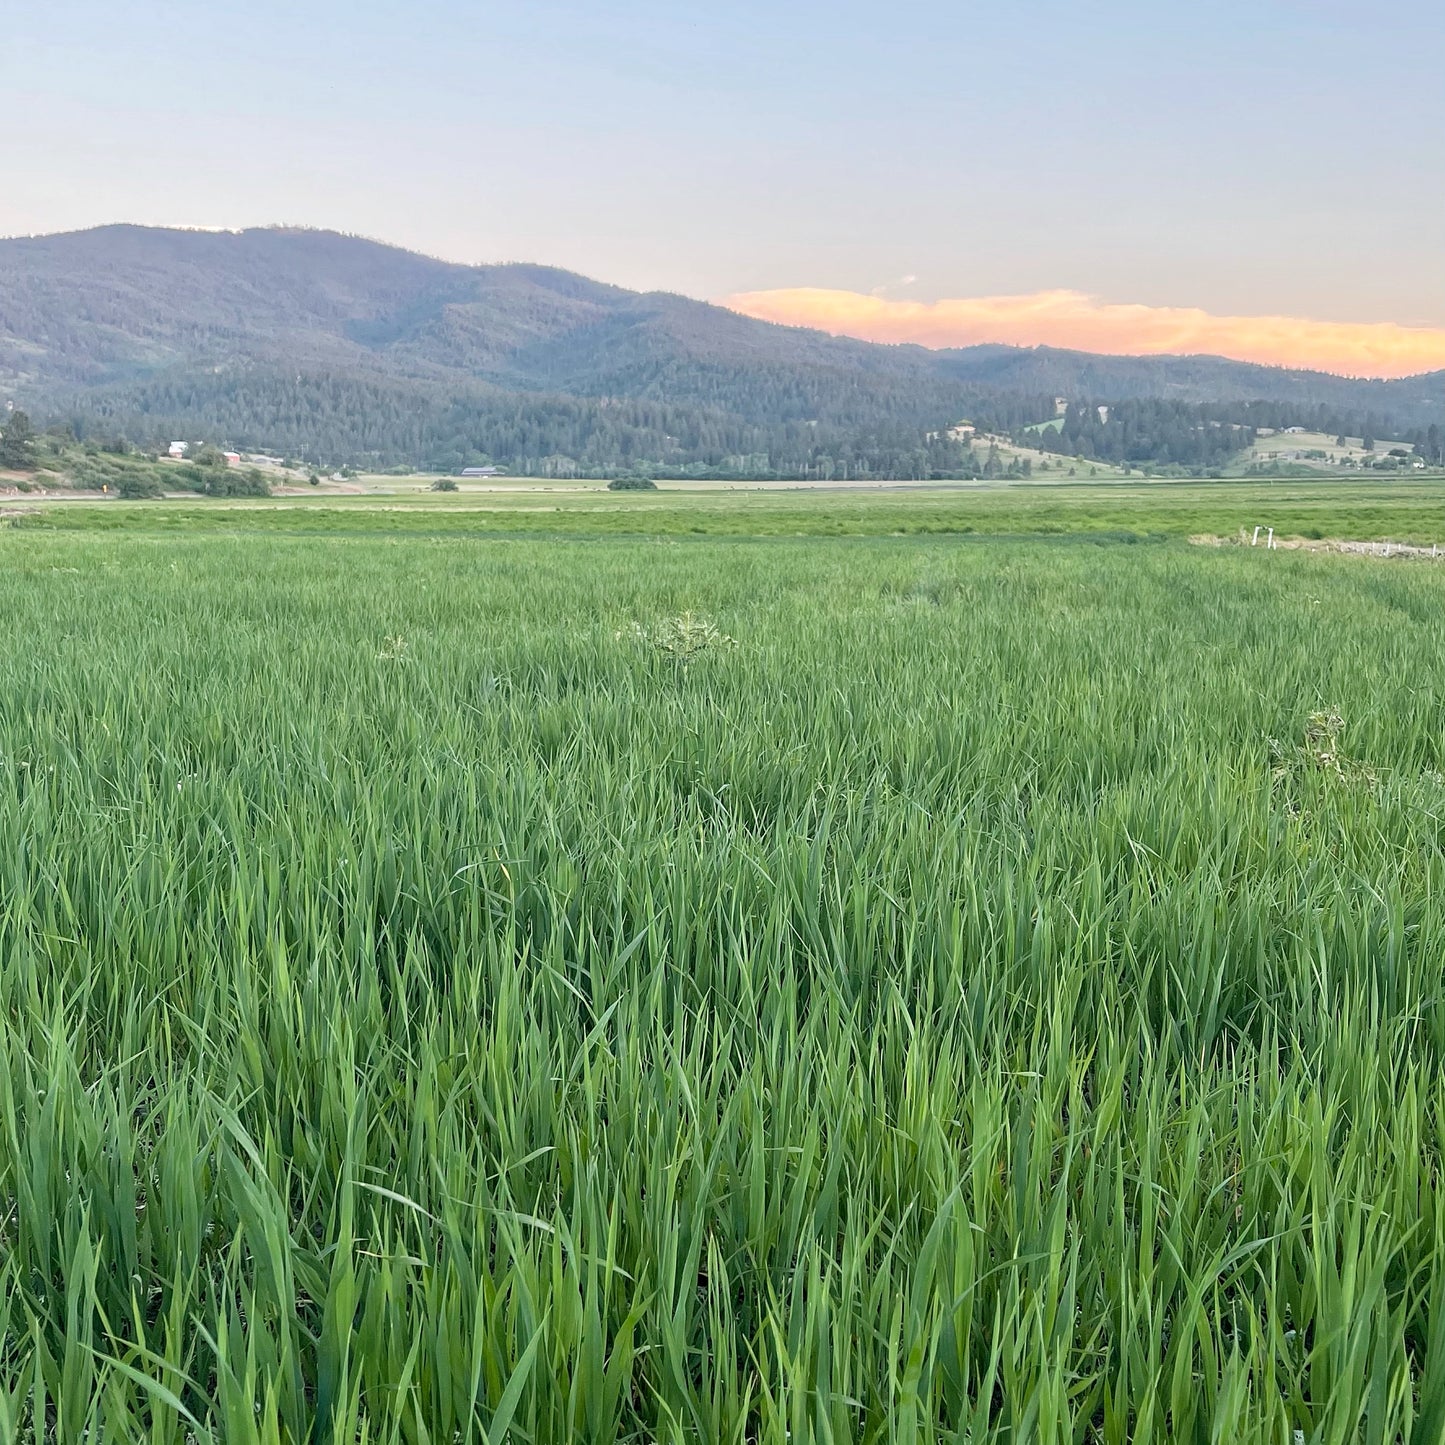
[932,345,1445,419]
[1,225,1440,474]
[0,225,945,394]
[0,226,629,390]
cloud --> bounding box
[720,287,1445,380]
[869,274,918,298]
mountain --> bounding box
[1,225,1440,474]
[931,345,1445,419]
[0,225,958,398]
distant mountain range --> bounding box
[1,225,1440,473]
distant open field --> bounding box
[5,482,1445,1439]
[1247,429,1420,468]
[11,475,1445,545]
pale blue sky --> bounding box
[6,0,1443,325]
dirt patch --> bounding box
[1192,533,1445,561]
[272,482,367,495]
[1323,540,1443,560]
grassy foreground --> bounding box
[5,491,1445,1440]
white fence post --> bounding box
[1252,526,1261,546]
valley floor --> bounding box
[9,473,1445,545]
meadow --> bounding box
[4,486,1445,1441]
[14,474,1445,544]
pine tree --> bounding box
[0,410,36,470]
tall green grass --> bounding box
[3,521,1445,1440]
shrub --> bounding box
[608,476,658,491]
[618,612,735,663]
[117,475,165,499]
[431,478,459,492]
[202,469,271,498]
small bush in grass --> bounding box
[431,478,459,492]
[608,475,658,491]
[1270,708,1377,789]
[618,611,734,663]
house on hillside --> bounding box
[168,441,188,459]
[223,451,241,466]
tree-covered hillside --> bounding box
[2,226,1441,475]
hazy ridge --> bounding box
[2,225,1440,470]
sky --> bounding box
[6,0,1444,376]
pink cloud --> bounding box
[720,287,1445,380]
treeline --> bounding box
[50,362,1439,479]
[57,368,1023,479]
[1031,400,1253,468]
[1410,424,1445,465]
[1026,399,1445,470]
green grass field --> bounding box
[11,475,1445,544]
[5,485,1445,1440]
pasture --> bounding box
[4,485,1445,1440]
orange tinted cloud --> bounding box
[721,288,1445,380]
